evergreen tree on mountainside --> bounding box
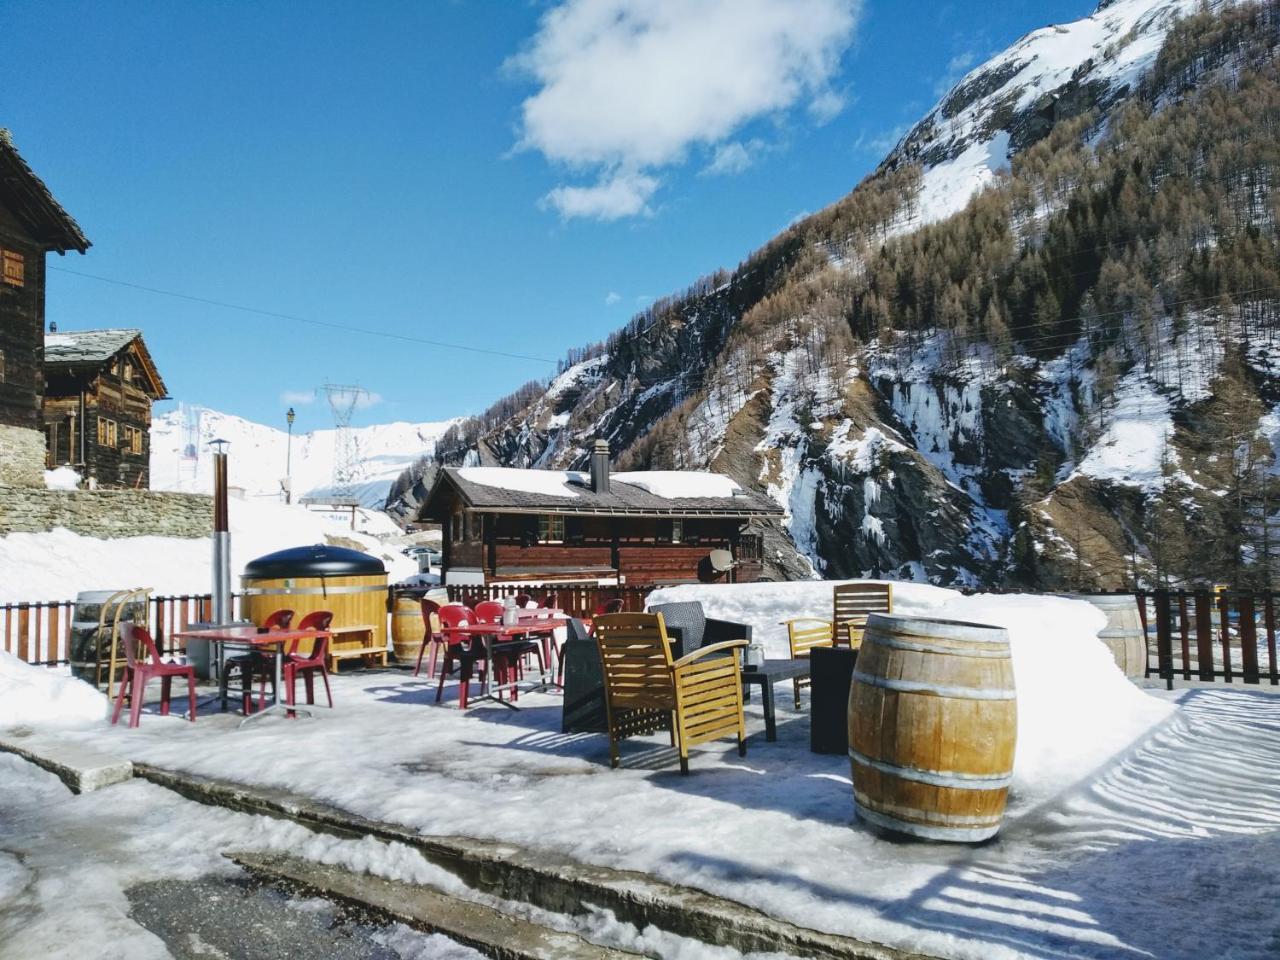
[396,1,1280,588]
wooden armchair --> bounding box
[833,582,893,649]
[594,612,747,775]
[782,618,834,709]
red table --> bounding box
[174,626,332,724]
[444,617,568,709]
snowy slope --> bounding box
[888,0,1224,228]
[151,407,456,508]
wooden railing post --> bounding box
[1178,590,1191,681]
[1195,590,1215,681]
[1154,590,1174,691]
[1266,594,1279,686]
[1219,590,1233,683]
[1239,594,1260,684]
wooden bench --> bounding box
[326,624,387,673]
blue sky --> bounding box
[8,0,1095,432]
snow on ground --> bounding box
[0,496,416,605]
[42,466,80,490]
[1074,372,1174,488]
[12,583,1273,957]
[913,133,1010,227]
[0,651,107,727]
[150,406,456,508]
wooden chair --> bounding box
[833,582,893,648]
[782,618,834,709]
[594,612,747,775]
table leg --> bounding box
[762,679,778,742]
[240,642,313,726]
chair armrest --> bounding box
[780,617,834,628]
[672,639,747,669]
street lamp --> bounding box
[285,407,296,504]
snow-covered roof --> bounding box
[421,466,781,519]
[44,328,169,398]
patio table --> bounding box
[174,625,332,726]
[740,658,811,742]
[444,617,568,709]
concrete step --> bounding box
[0,730,133,793]
[136,762,929,960]
[230,850,642,960]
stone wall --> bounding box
[0,487,212,538]
[0,425,46,488]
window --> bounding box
[538,514,565,543]
[97,417,117,447]
[452,512,464,543]
[2,249,24,287]
[671,519,683,544]
[122,425,143,455]
[121,360,134,383]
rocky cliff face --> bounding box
[392,0,1280,590]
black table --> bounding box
[740,658,810,742]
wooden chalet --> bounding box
[0,131,90,434]
[418,441,782,587]
[43,328,168,488]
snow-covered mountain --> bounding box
[151,407,457,509]
[390,0,1280,590]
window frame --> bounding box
[538,514,565,544]
[2,249,25,288]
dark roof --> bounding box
[44,328,169,398]
[0,131,89,254]
[242,544,386,579]
[419,466,783,520]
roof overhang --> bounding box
[0,134,90,254]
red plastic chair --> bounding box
[263,609,295,630]
[434,604,501,709]
[515,593,533,608]
[221,608,294,712]
[111,623,197,728]
[413,598,446,678]
[475,601,543,698]
[283,610,333,710]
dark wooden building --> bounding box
[418,442,781,588]
[0,131,90,434]
[43,328,168,488]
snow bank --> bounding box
[0,652,107,728]
[0,497,416,604]
[647,580,1174,808]
[612,471,742,499]
[42,467,80,491]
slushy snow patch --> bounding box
[0,652,107,728]
[612,471,743,499]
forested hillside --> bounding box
[391,0,1280,590]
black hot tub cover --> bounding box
[242,543,385,579]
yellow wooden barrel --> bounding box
[848,612,1016,842]
[391,594,425,662]
[240,544,388,653]
[1063,594,1147,678]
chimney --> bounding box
[590,439,610,494]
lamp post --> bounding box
[285,407,296,504]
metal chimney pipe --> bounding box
[590,439,610,494]
[211,439,232,624]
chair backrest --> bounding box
[515,593,532,608]
[474,600,506,624]
[594,597,624,616]
[594,613,676,711]
[121,621,163,667]
[439,604,472,629]
[296,610,333,632]
[263,609,295,630]
[420,597,441,626]
[540,592,558,609]
[427,611,442,638]
[786,618,834,658]
[648,602,705,653]
[833,583,892,647]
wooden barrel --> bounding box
[391,594,425,662]
[1063,594,1146,678]
[69,590,147,687]
[848,613,1016,842]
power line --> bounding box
[47,265,559,365]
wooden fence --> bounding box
[446,583,650,619]
[1138,590,1280,688]
[1,593,241,666]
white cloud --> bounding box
[511,0,861,219]
[853,122,909,158]
[353,391,383,410]
[542,169,659,220]
[703,140,756,176]
[604,291,622,305]
[280,390,315,406]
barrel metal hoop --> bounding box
[867,635,1011,658]
[855,805,1001,842]
[849,748,1014,789]
[240,585,387,597]
[852,670,1016,700]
